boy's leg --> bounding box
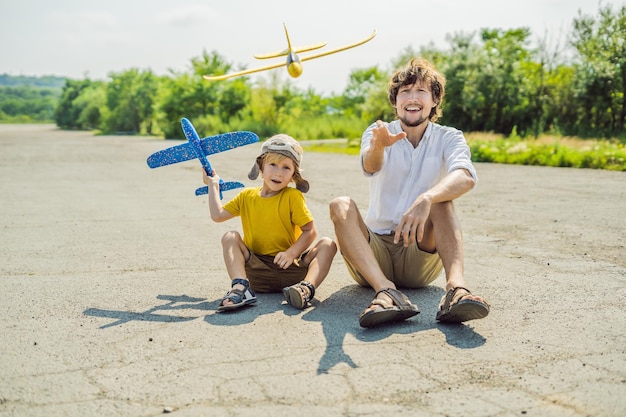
[220,231,251,308]
[283,237,337,309]
[301,237,337,290]
[222,230,249,279]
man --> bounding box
[329,57,489,328]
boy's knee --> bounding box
[221,230,241,245]
[323,237,338,254]
[316,236,338,253]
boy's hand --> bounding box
[202,169,220,186]
[273,251,294,269]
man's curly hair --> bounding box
[388,57,446,122]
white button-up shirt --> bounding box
[360,120,477,234]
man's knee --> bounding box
[329,196,354,223]
[430,201,456,222]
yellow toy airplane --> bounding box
[204,23,376,80]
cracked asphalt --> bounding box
[1,124,625,416]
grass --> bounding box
[302,133,626,172]
[466,132,625,171]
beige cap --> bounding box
[248,134,310,193]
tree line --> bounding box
[0,75,65,123]
[3,4,625,141]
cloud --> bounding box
[153,4,218,27]
[43,9,135,47]
[46,10,117,30]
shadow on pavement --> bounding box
[83,294,211,329]
[84,286,487,373]
[299,285,487,374]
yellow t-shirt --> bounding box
[223,186,314,256]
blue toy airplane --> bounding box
[146,118,258,199]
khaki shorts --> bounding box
[245,252,309,293]
[344,230,443,289]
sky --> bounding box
[0,0,620,95]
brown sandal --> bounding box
[436,286,490,323]
[282,281,315,309]
[358,288,419,328]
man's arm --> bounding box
[394,168,475,246]
[423,168,476,204]
[362,121,406,174]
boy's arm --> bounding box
[273,221,317,269]
[202,169,235,223]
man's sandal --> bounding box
[358,288,420,328]
[282,280,315,309]
[436,286,490,323]
[217,278,257,312]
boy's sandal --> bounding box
[436,286,490,323]
[217,278,257,312]
[358,288,420,328]
[282,280,316,310]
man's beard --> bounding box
[399,113,428,127]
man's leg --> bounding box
[329,196,394,292]
[330,196,419,328]
[423,201,465,291]
[427,201,489,321]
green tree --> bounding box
[0,85,59,122]
[72,82,106,130]
[157,50,249,138]
[571,3,626,136]
[245,78,280,137]
[478,28,534,135]
[338,66,386,118]
[437,31,483,131]
[216,77,250,127]
[55,79,95,129]
[0,74,66,88]
[102,68,158,134]
[531,29,578,136]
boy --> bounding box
[203,134,337,311]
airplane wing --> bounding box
[203,62,289,81]
[254,42,327,59]
[195,180,245,196]
[146,131,258,168]
[204,29,376,81]
[300,30,377,62]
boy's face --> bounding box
[260,154,296,193]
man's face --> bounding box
[394,81,435,128]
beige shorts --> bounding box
[344,230,443,289]
[245,252,309,293]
